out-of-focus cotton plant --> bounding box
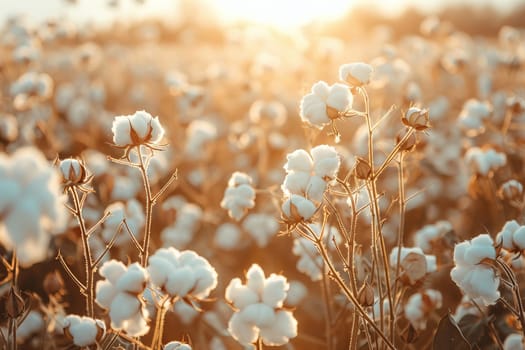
[0,147,67,267]
[220,172,256,221]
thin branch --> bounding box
[56,251,86,293]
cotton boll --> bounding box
[221,172,256,221]
[284,149,313,173]
[305,175,327,202]
[503,333,524,350]
[282,171,310,196]
[17,310,44,341]
[109,292,142,326]
[241,303,276,328]
[228,312,259,345]
[497,220,521,251]
[311,145,340,179]
[63,315,105,347]
[258,310,298,346]
[242,213,279,247]
[246,264,265,294]
[172,300,199,325]
[226,279,259,309]
[115,263,148,293]
[339,62,374,86]
[463,234,496,265]
[99,259,127,284]
[215,223,242,250]
[262,274,289,308]
[164,341,192,350]
[285,281,308,307]
[300,81,353,128]
[281,195,317,222]
[148,255,172,287]
[111,110,164,147]
[122,310,150,337]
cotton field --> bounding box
[1,0,525,349]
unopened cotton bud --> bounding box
[43,270,65,296]
[396,129,417,152]
[7,286,25,318]
[354,157,372,180]
[358,283,374,307]
[402,107,430,131]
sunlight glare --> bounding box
[211,0,355,29]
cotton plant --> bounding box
[299,81,353,129]
[403,289,442,331]
[95,260,150,337]
[280,145,340,226]
[146,247,218,349]
[457,99,491,136]
[160,196,202,249]
[450,234,500,306]
[109,109,177,267]
[292,224,341,281]
[220,172,256,221]
[389,246,437,285]
[413,220,453,253]
[62,315,106,347]
[0,147,67,267]
[242,213,279,248]
[214,222,243,251]
[225,264,298,347]
[101,199,145,247]
[465,147,506,177]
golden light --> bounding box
[210,0,356,29]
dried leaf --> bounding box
[433,314,471,350]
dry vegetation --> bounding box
[1,1,525,349]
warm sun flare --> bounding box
[210,0,355,28]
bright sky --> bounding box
[0,0,521,29]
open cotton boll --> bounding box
[95,260,149,336]
[17,310,44,341]
[305,175,328,202]
[63,315,105,347]
[240,303,277,328]
[242,213,279,247]
[300,81,353,128]
[497,220,525,252]
[0,147,67,268]
[414,220,453,253]
[261,274,289,308]
[404,289,442,331]
[463,234,496,265]
[115,263,148,293]
[215,223,242,250]
[228,312,259,345]
[465,147,506,176]
[221,172,256,221]
[311,145,340,180]
[281,195,317,222]
[258,310,298,346]
[226,264,297,347]
[284,149,313,173]
[503,333,524,350]
[172,299,200,324]
[147,247,217,300]
[339,62,374,86]
[164,341,192,350]
[111,110,164,147]
[282,171,310,196]
[225,278,259,309]
[285,281,308,307]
